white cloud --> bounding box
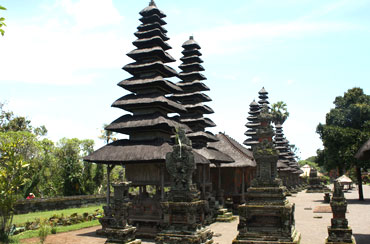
[0,0,130,86]
[251,76,263,84]
[287,79,295,85]
[59,0,123,30]
[173,21,357,57]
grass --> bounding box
[13,204,103,225]
[15,219,101,240]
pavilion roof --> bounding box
[209,133,256,168]
[84,139,209,165]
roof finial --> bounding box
[189,35,194,40]
[149,0,156,7]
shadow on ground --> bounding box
[347,199,370,205]
[354,233,370,244]
[77,231,105,238]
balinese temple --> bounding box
[171,36,234,203]
[285,143,304,191]
[243,100,261,147]
[209,133,256,210]
[85,1,209,238]
[274,123,294,189]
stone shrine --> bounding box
[99,182,141,244]
[325,180,356,244]
[306,168,330,193]
[233,97,301,244]
[155,128,213,244]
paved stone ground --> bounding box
[288,184,370,244]
[21,185,370,244]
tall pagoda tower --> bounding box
[233,101,301,244]
[171,36,233,203]
[85,0,195,238]
[244,100,261,147]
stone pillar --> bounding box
[325,180,356,244]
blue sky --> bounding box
[0,0,369,159]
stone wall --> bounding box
[14,195,106,214]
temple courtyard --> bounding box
[21,185,370,244]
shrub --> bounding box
[38,219,50,244]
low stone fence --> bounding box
[14,195,106,214]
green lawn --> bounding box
[13,204,103,225]
[15,219,101,240]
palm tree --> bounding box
[271,101,289,125]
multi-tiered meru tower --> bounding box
[85,0,196,239]
[171,36,233,219]
[234,88,301,244]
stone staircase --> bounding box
[215,208,236,222]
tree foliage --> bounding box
[0,5,6,36]
[316,87,370,200]
[271,101,290,125]
[0,131,36,241]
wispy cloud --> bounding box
[251,76,263,84]
[0,0,130,86]
[174,20,358,57]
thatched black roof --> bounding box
[106,113,190,135]
[186,131,218,142]
[127,47,175,63]
[194,147,234,165]
[112,93,185,114]
[139,0,165,18]
[355,138,370,160]
[133,36,171,50]
[84,139,209,165]
[123,61,177,77]
[118,76,181,94]
[137,22,168,34]
[171,92,212,103]
[139,14,166,26]
[209,133,256,168]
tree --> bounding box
[271,101,290,125]
[55,138,95,196]
[316,87,370,200]
[0,131,37,242]
[1,102,47,136]
[0,5,6,36]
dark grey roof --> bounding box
[106,113,190,134]
[139,0,166,18]
[118,76,181,94]
[84,139,209,165]
[182,36,201,49]
[194,146,234,164]
[112,93,186,114]
[209,133,256,168]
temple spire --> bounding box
[149,0,156,7]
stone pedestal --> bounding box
[233,103,301,244]
[307,169,330,193]
[105,226,141,244]
[99,182,141,244]
[325,181,356,244]
[155,129,213,244]
[233,184,301,244]
[156,200,213,244]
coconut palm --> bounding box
[271,101,289,125]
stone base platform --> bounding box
[325,227,356,244]
[104,226,141,244]
[155,227,213,244]
[325,236,356,244]
[232,228,301,244]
